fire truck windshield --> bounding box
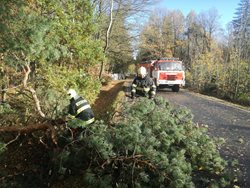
[158,62,183,71]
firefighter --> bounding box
[131,67,156,99]
[66,89,95,137]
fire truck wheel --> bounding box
[172,85,180,92]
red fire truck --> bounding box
[139,58,185,92]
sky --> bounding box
[154,0,240,29]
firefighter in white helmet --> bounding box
[66,89,95,135]
[131,67,156,99]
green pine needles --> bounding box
[56,97,232,187]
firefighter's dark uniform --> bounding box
[56,95,95,173]
[68,95,95,133]
[131,75,156,99]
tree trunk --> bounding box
[99,0,114,79]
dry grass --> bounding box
[92,80,126,123]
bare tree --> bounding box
[197,8,221,52]
[98,0,114,79]
[92,0,159,78]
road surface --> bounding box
[157,89,250,187]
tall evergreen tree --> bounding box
[232,0,250,60]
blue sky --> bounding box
[154,0,240,28]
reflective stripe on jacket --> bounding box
[68,96,95,128]
[131,75,156,97]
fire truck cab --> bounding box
[152,58,185,92]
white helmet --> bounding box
[137,66,147,78]
[67,89,77,99]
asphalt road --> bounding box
[157,88,250,187]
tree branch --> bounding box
[0,123,58,145]
[22,65,46,118]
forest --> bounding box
[0,0,249,187]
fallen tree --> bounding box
[0,97,236,187]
